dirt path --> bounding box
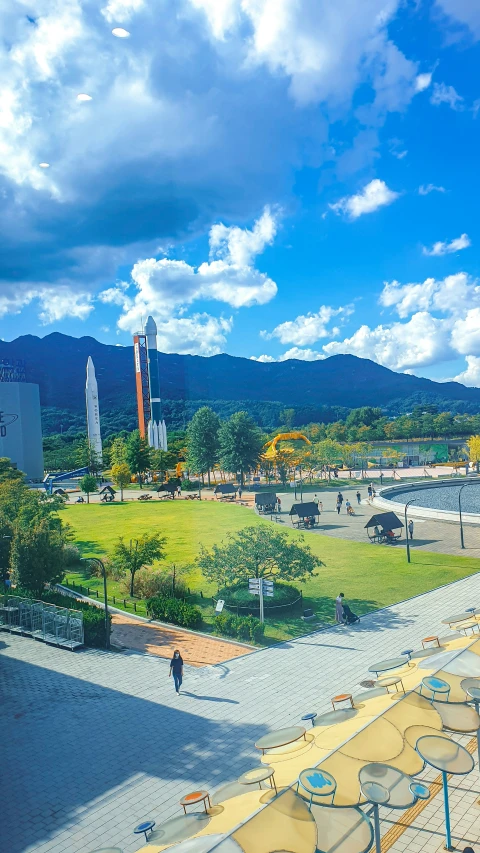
[111,613,254,666]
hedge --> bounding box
[146,595,203,630]
[215,582,301,616]
[214,612,264,644]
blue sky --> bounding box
[1,0,479,384]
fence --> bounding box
[0,596,84,650]
[67,580,205,615]
[212,592,303,618]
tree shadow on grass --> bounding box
[0,646,265,853]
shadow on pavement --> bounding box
[181,692,239,704]
[0,643,265,853]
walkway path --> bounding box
[2,570,480,853]
[110,613,252,666]
[274,485,480,557]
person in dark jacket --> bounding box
[169,649,184,694]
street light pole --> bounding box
[405,499,416,564]
[81,557,110,649]
[458,482,473,550]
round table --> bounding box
[360,781,389,853]
[420,676,450,701]
[441,612,477,625]
[359,763,417,810]
[368,657,406,676]
[238,765,277,793]
[180,790,212,814]
[255,725,306,754]
[133,820,155,842]
[297,768,336,809]
[409,781,430,801]
[311,804,374,853]
[416,735,474,851]
[461,678,480,769]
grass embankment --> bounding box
[63,502,480,643]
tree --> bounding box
[150,449,177,481]
[0,457,24,484]
[280,408,296,430]
[79,474,97,503]
[0,514,13,583]
[75,436,103,475]
[467,435,480,472]
[196,525,321,588]
[111,463,131,501]
[11,517,67,596]
[126,430,151,486]
[186,406,220,486]
[218,411,263,485]
[313,439,341,478]
[112,533,167,596]
[109,436,128,466]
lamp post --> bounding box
[405,499,416,564]
[81,557,110,649]
[458,482,474,549]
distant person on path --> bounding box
[169,649,184,694]
[337,491,343,505]
[345,499,351,513]
[367,485,372,499]
[356,490,361,505]
[335,593,345,623]
[408,519,414,540]
[238,487,242,500]
[276,496,282,512]
[336,498,341,515]
[318,500,323,512]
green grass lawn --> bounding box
[63,501,480,643]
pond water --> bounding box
[385,480,480,514]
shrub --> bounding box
[63,543,81,567]
[125,569,188,600]
[214,612,264,644]
[180,479,201,491]
[146,595,202,630]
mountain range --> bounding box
[1,333,480,434]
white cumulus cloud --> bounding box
[422,233,471,257]
[262,305,352,346]
[454,356,480,388]
[324,312,453,371]
[330,179,399,219]
[250,348,325,362]
[451,309,480,356]
[380,273,479,318]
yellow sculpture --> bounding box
[262,432,312,460]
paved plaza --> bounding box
[3,571,480,853]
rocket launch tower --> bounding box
[133,316,167,451]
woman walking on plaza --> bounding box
[169,649,184,694]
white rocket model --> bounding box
[85,356,103,465]
[144,316,167,451]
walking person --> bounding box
[336,498,341,515]
[408,519,414,540]
[238,486,242,500]
[367,484,372,499]
[169,649,184,694]
[335,593,345,623]
[356,490,361,505]
[337,491,343,506]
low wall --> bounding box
[371,477,480,525]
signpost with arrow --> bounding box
[248,577,274,623]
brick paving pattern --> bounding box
[110,613,252,666]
